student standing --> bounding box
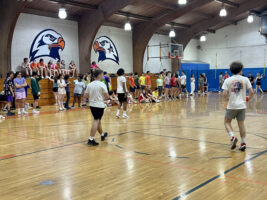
[170,73,177,100]
[57,74,67,111]
[31,72,42,114]
[190,74,195,96]
[219,72,223,93]
[116,68,128,119]
[134,72,140,99]
[164,72,171,101]
[72,75,86,108]
[129,73,136,98]
[156,74,163,98]
[14,72,28,115]
[64,75,71,109]
[248,73,255,90]
[222,62,254,151]
[139,73,146,92]
[224,71,230,80]
[4,72,15,116]
[145,71,152,89]
[180,71,188,96]
[255,73,264,94]
[84,69,109,146]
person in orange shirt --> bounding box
[30,59,39,75]
[54,60,61,76]
[145,71,151,89]
[37,58,48,78]
[129,73,136,97]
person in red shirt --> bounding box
[129,73,136,98]
[170,73,177,100]
[145,71,151,89]
[30,59,39,75]
[224,71,230,80]
[37,58,48,78]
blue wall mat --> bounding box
[180,63,267,92]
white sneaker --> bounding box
[18,111,22,115]
[59,108,64,111]
[0,115,5,119]
[33,110,40,114]
[22,110,28,115]
[122,115,129,119]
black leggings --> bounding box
[65,91,70,108]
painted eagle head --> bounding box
[29,29,65,62]
[93,36,119,64]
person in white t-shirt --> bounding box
[222,62,254,151]
[84,69,109,146]
[116,68,128,119]
[180,71,188,96]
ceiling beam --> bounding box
[215,0,239,8]
[115,11,152,21]
[22,7,80,21]
[48,0,97,10]
[166,22,191,29]
[145,0,178,10]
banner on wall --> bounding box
[29,29,65,62]
[93,36,119,64]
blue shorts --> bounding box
[130,87,135,93]
[165,85,170,89]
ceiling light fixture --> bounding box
[169,26,176,38]
[124,17,132,31]
[247,14,254,23]
[178,0,187,5]
[219,4,227,17]
[200,35,207,42]
[58,8,67,19]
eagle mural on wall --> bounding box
[29,29,65,62]
[93,36,119,64]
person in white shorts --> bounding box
[222,62,254,151]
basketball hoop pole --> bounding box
[160,42,162,62]
[147,45,149,61]
[215,52,218,80]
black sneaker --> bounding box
[101,132,108,141]
[36,106,41,109]
[87,139,99,146]
[7,111,15,116]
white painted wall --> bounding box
[183,39,199,62]
[91,26,133,73]
[198,17,267,69]
[12,13,79,71]
[143,34,172,73]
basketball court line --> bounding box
[1,129,267,188]
[172,150,267,200]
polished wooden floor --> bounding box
[0,94,266,200]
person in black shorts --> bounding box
[255,73,264,94]
[134,72,140,99]
[116,68,128,119]
[84,69,109,146]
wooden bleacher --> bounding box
[0,75,158,106]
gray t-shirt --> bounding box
[74,80,86,94]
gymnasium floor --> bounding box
[0,94,266,200]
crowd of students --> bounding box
[21,58,79,78]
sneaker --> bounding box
[59,108,64,111]
[87,139,99,146]
[101,132,108,141]
[239,143,246,151]
[22,110,28,115]
[36,106,41,109]
[33,110,40,114]
[2,108,7,111]
[18,110,22,115]
[122,114,129,119]
[7,111,15,116]
[0,115,5,119]
[116,115,120,119]
[230,137,238,150]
